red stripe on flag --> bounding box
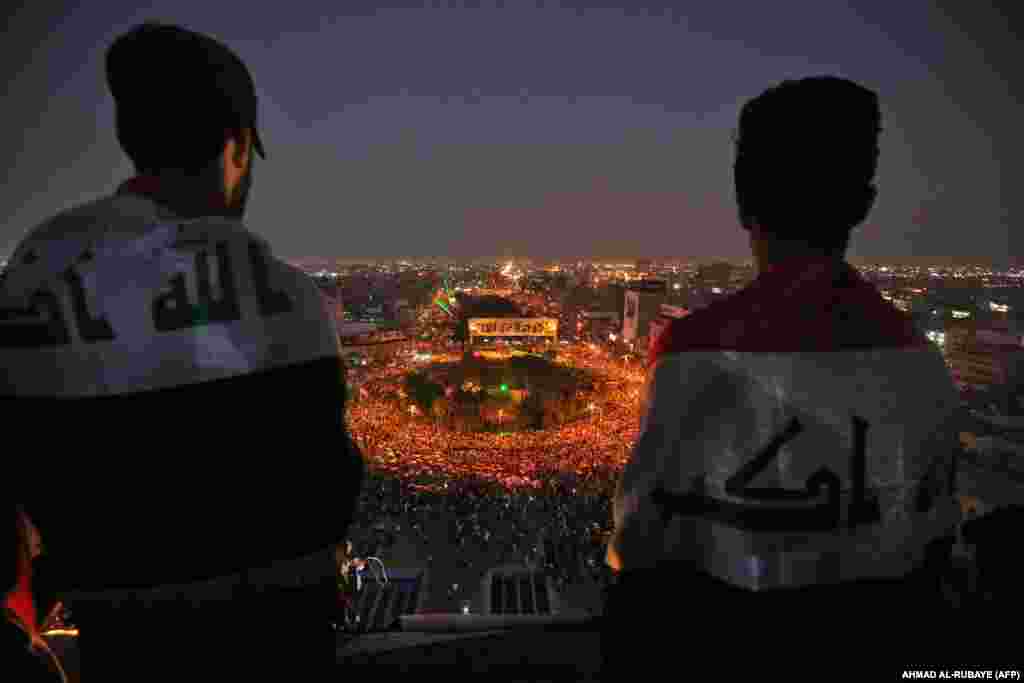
[651,260,927,364]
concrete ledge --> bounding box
[339,627,602,679]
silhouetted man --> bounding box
[0,22,363,680]
[603,77,968,673]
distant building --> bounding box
[879,289,913,313]
[622,280,669,350]
[647,304,691,355]
[695,262,734,292]
[338,322,411,363]
[944,319,1024,393]
[337,322,378,340]
[580,311,620,343]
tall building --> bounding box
[621,280,668,351]
[944,318,1024,394]
[647,304,691,355]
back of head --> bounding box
[106,21,262,176]
[733,76,881,252]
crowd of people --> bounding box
[346,343,642,490]
[345,470,618,593]
[342,343,646,586]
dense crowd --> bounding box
[346,344,643,490]
[343,343,646,586]
[346,471,618,591]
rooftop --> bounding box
[339,623,602,679]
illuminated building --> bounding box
[338,322,412,363]
[944,319,1024,392]
[620,280,668,350]
[580,311,620,343]
[647,304,691,355]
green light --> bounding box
[500,384,508,392]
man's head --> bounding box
[106,22,266,218]
[734,76,881,259]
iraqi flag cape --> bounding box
[607,256,962,590]
[0,178,362,591]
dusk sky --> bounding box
[1,1,1019,264]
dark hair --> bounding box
[106,22,244,175]
[733,76,881,252]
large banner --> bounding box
[469,318,557,341]
[622,291,640,342]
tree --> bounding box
[453,319,469,345]
[523,386,546,429]
[405,372,444,416]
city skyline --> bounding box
[286,255,1017,268]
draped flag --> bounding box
[0,179,363,592]
[607,256,962,590]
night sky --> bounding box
[1,1,1019,264]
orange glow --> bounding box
[346,341,643,489]
[42,629,79,638]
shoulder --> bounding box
[651,273,928,362]
[6,196,120,264]
[178,219,311,290]
[649,293,751,362]
[225,237,340,350]
[839,278,929,348]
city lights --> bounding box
[285,256,1024,660]
[925,330,946,348]
[311,257,1019,576]
[346,339,643,490]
